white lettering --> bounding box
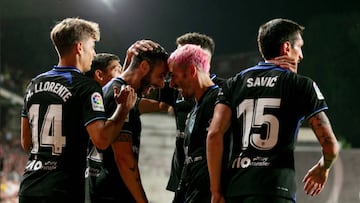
[247,76,278,87]
[34,81,72,102]
[231,156,270,169]
[25,160,43,171]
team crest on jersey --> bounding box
[313,82,324,100]
[91,92,105,112]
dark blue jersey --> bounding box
[161,80,195,192]
[166,74,225,192]
[218,62,328,200]
[178,84,231,203]
[19,66,107,201]
[182,86,218,199]
[86,77,141,202]
[184,85,219,158]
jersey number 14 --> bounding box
[28,104,66,155]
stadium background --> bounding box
[0,0,359,202]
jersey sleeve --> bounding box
[102,80,120,117]
[216,74,242,109]
[82,79,107,126]
[294,75,328,120]
[21,80,34,118]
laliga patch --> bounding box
[313,82,324,100]
[91,92,105,112]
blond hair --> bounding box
[50,17,100,55]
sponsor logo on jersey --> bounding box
[232,155,270,169]
[91,92,105,112]
[25,160,58,171]
[313,82,324,100]
[85,166,102,178]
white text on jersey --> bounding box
[246,76,278,88]
[34,81,72,102]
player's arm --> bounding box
[123,40,159,71]
[112,133,148,203]
[21,117,32,152]
[87,85,137,150]
[207,103,231,203]
[138,98,170,114]
[303,111,340,196]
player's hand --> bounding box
[159,102,170,112]
[123,40,159,70]
[114,85,137,111]
[269,56,297,73]
[127,39,158,56]
[302,161,330,196]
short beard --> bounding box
[137,71,152,95]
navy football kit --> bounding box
[164,74,225,194]
[19,66,107,202]
[85,77,141,203]
[218,62,328,202]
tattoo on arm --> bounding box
[309,112,332,146]
[309,112,339,169]
[129,164,141,183]
[116,133,132,142]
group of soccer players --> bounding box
[19,17,339,203]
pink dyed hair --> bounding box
[168,44,210,73]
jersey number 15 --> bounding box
[236,98,280,150]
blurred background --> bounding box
[0,0,359,202]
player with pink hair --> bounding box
[167,44,231,203]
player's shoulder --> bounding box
[221,72,246,89]
[75,74,102,91]
[103,77,126,93]
[199,86,220,108]
[282,71,315,86]
[211,74,226,87]
[207,85,221,97]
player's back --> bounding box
[19,66,106,200]
[223,62,327,199]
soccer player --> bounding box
[19,17,136,203]
[207,18,340,203]
[85,53,123,87]
[86,44,169,203]
[167,44,228,202]
[165,33,225,198]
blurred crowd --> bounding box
[0,66,30,202]
[0,129,27,203]
[0,66,32,95]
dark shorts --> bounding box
[185,188,211,203]
[19,194,82,203]
[226,195,295,203]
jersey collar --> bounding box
[53,66,81,73]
